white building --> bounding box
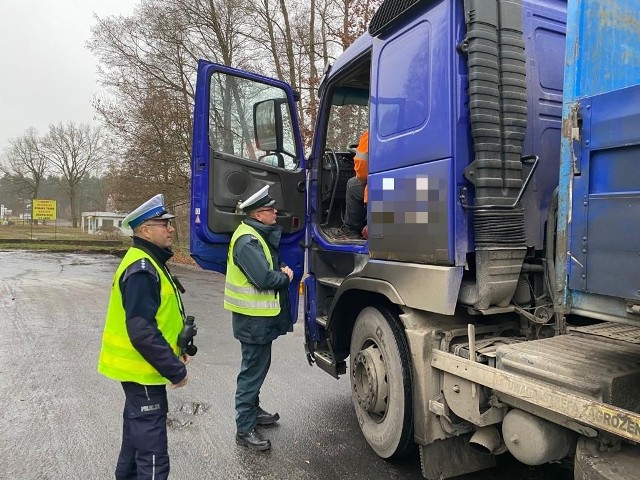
[81,211,132,236]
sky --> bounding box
[0,0,137,154]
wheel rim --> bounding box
[352,341,389,419]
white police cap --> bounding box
[123,194,175,229]
[238,185,276,212]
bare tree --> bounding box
[89,0,224,220]
[1,127,49,205]
[42,122,106,227]
[89,2,196,151]
[88,0,383,220]
[241,0,381,145]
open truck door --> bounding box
[190,61,306,320]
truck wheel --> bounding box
[350,306,413,459]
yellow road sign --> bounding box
[32,199,57,220]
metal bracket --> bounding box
[460,155,539,210]
[442,373,507,426]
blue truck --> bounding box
[189,0,640,478]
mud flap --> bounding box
[419,434,496,480]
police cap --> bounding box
[238,185,276,213]
[123,194,175,229]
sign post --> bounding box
[32,199,58,239]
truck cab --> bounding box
[190,0,640,478]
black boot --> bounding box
[327,225,361,240]
[236,428,271,451]
[257,406,280,426]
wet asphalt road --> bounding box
[0,251,573,480]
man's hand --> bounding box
[169,375,189,389]
[181,354,191,365]
[281,266,294,282]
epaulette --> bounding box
[237,234,259,246]
[122,258,159,282]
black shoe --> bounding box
[236,428,271,451]
[327,226,361,240]
[257,407,280,426]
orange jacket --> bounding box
[354,130,369,203]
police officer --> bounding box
[98,194,190,479]
[224,185,293,451]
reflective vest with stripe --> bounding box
[98,248,183,385]
[224,223,281,316]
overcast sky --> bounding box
[0,0,136,154]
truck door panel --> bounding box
[190,60,305,287]
[208,150,305,235]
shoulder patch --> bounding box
[122,258,159,282]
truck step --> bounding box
[569,322,640,345]
[316,315,328,328]
[313,349,346,379]
[317,276,344,289]
[496,324,640,412]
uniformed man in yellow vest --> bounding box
[98,194,190,479]
[225,185,294,451]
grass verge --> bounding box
[0,224,197,266]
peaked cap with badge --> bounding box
[238,185,276,213]
[123,194,175,229]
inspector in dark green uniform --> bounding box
[224,185,293,451]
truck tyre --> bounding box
[349,305,413,459]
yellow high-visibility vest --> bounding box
[224,223,281,316]
[98,248,183,385]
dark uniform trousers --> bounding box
[116,382,169,480]
[235,341,272,432]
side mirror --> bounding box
[253,99,284,152]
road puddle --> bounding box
[167,401,211,429]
